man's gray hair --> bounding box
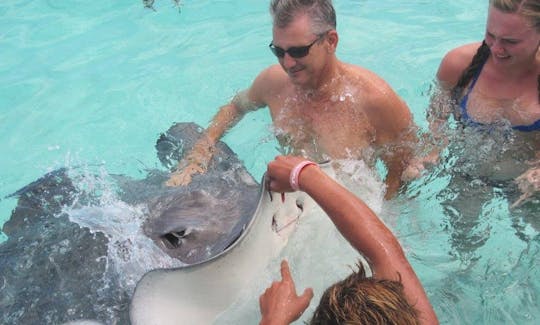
[270,0,336,35]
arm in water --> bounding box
[513,153,540,207]
[166,89,262,186]
[401,43,483,182]
[260,155,439,324]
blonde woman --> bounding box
[436,0,540,203]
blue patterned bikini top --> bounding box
[459,63,540,132]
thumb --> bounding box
[298,287,314,306]
[287,287,313,323]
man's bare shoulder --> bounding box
[341,63,404,108]
[251,65,288,95]
[245,65,288,108]
[341,63,412,140]
[255,65,288,87]
[342,63,396,96]
[437,42,482,88]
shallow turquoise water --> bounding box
[1,0,538,324]
[0,0,485,229]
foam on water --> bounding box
[64,166,183,294]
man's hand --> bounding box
[259,260,313,325]
[513,165,540,208]
[166,163,205,187]
[401,150,440,182]
[165,137,215,187]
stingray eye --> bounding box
[161,229,189,249]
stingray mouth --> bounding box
[271,198,304,234]
[271,215,299,234]
[160,229,191,249]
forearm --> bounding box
[384,167,404,199]
[383,142,414,199]
[174,103,244,170]
[204,103,245,143]
[298,166,438,324]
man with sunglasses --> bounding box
[167,0,416,199]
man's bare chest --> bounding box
[269,99,374,157]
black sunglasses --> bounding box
[269,34,324,59]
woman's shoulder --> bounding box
[437,42,483,88]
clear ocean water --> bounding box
[1,0,538,324]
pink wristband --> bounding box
[289,160,317,191]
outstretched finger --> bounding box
[280,260,292,282]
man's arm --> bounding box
[265,156,439,324]
[165,94,255,186]
[166,65,282,186]
[165,65,275,186]
[365,87,417,198]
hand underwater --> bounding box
[513,165,540,208]
[165,138,215,187]
[165,163,205,187]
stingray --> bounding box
[142,0,156,11]
[129,185,312,325]
[114,122,262,265]
[0,122,268,324]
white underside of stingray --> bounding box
[129,179,318,325]
[129,161,385,324]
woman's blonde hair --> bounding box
[309,262,420,325]
[452,1,540,103]
[490,0,540,31]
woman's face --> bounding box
[485,6,540,67]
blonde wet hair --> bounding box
[309,261,420,325]
[491,0,540,31]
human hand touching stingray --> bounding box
[259,260,313,325]
[166,137,215,187]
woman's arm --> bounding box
[266,156,439,324]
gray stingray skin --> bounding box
[0,122,260,324]
[118,122,261,265]
[0,168,123,325]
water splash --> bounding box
[64,166,183,294]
